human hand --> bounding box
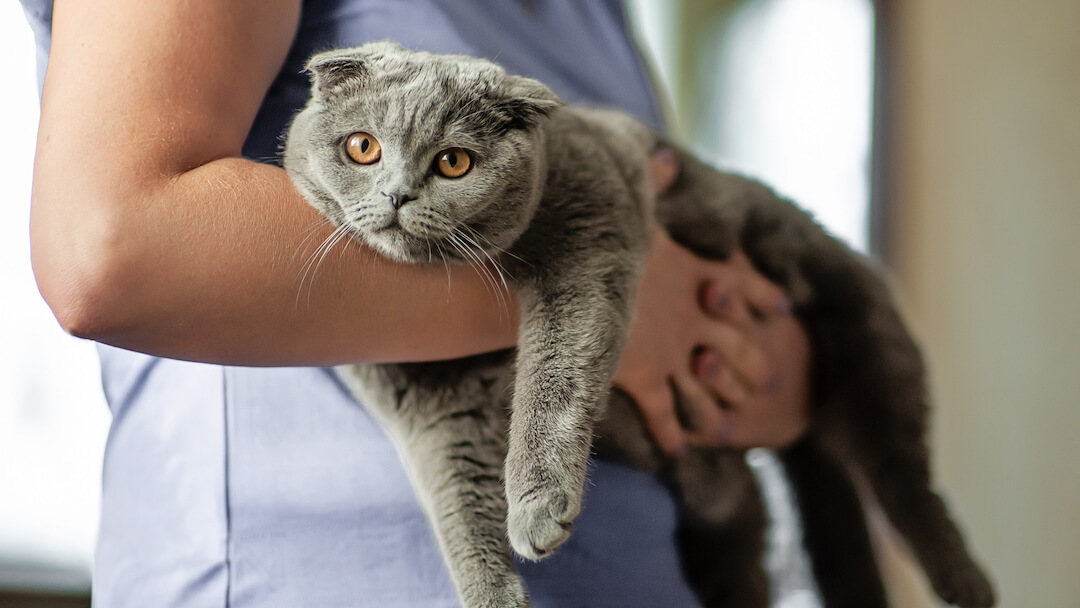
[690,254,811,449]
[612,152,810,456]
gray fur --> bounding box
[284,41,994,608]
[286,41,651,607]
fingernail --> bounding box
[776,295,793,315]
[765,376,780,394]
[694,351,721,382]
[716,422,734,442]
[706,285,732,315]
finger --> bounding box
[700,279,755,329]
[744,272,791,320]
[672,369,729,443]
[697,323,773,392]
[692,346,754,407]
[635,384,688,457]
[649,147,679,195]
[720,319,811,448]
[730,251,792,318]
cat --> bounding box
[596,153,997,608]
[283,41,995,608]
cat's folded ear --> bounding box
[305,48,369,100]
[491,75,565,130]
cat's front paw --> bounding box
[929,561,996,607]
[506,484,581,561]
[461,573,531,608]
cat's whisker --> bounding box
[448,231,502,307]
[429,212,510,316]
[444,235,488,302]
[293,217,336,264]
[296,223,351,308]
[309,226,350,295]
[457,229,508,295]
[488,242,530,273]
[418,211,455,236]
[437,247,453,297]
[329,225,355,263]
[446,231,491,296]
[462,226,528,279]
[480,250,511,307]
[457,227,515,322]
[460,225,518,287]
[453,229,511,318]
[297,233,331,307]
[293,219,342,295]
[337,232,356,260]
[423,209,507,293]
[296,225,339,296]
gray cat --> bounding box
[284,41,994,608]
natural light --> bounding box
[2,0,873,597]
[0,1,110,593]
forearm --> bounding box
[31,0,518,366]
[32,156,517,366]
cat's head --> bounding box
[284,41,563,263]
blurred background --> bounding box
[0,1,111,607]
[1,0,1076,606]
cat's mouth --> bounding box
[358,217,443,264]
[375,216,401,232]
[363,227,424,263]
[352,206,491,266]
[370,224,490,266]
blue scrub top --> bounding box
[21,1,699,606]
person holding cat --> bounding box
[24,0,812,605]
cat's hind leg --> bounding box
[409,421,527,608]
[803,269,996,608]
[339,360,529,608]
[672,450,770,608]
[595,389,770,608]
[780,437,888,608]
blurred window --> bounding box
[1,0,875,597]
[0,3,110,594]
[631,0,876,252]
[629,1,876,606]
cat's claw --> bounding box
[506,487,580,561]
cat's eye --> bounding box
[345,132,382,164]
[434,148,472,178]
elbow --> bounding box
[30,199,135,341]
[38,274,118,342]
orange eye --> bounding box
[435,148,472,178]
[345,132,381,164]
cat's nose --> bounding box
[383,191,417,210]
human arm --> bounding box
[613,152,810,454]
[614,232,810,454]
[32,0,808,447]
[32,0,521,366]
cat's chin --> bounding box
[364,228,451,265]
[366,231,424,263]
[363,225,491,266]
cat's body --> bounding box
[284,41,994,608]
[598,153,996,607]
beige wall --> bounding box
[889,0,1080,606]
